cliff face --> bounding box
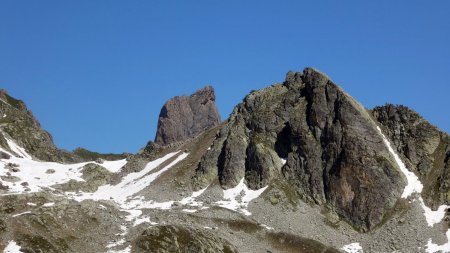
[194,68,406,231]
[154,86,221,146]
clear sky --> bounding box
[1,1,449,153]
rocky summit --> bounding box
[154,85,221,146]
[1,69,450,253]
[194,68,405,231]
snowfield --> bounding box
[0,139,128,194]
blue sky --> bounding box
[1,1,449,153]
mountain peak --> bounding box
[154,85,221,146]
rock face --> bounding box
[372,104,450,208]
[155,86,221,146]
[194,68,406,231]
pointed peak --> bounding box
[191,85,216,101]
[302,67,333,88]
[155,85,221,146]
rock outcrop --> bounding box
[134,225,238,253]
[155,86,221,146]
[194,68,406,231]
[372,104,450,208]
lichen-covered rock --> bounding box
[194,68,405,231]
[371,104,450,208]
[155,86,221,146]
[133,225,238,253]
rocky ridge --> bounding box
[0,89,127,163]
[0,70,449,253]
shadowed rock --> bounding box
[155,86,221,146]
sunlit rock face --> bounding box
[155,86,221,146]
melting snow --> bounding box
[377,126,423,198]
[215,178,268,216]
[3,241,24,253]
[341,243,363,253]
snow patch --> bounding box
[341,243,363,253]
[5,138,32,160]
[419,197,450,227]
[99,159,127,173]
[280,158,287,165]
[260,224,274,230]
[377,126,423,198]
[426,230,450,253]
[12,211,31,217]
[215,178,268,216]
[43,202,55,207]
[3,241,24,253]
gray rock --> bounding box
[155,86,221,146]
[194,68,405,231]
